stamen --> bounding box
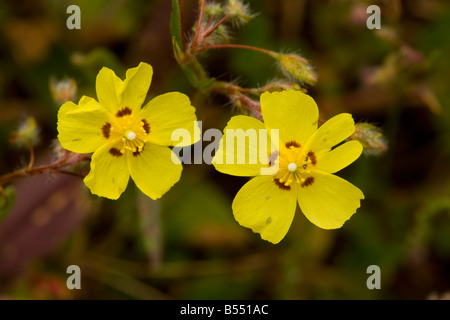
[274,178,291,191]
[278,171,290,183]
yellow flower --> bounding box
[57,62,199,200]
[213,90,364,244]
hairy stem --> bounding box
[202,14,231,39]
[191,0,206,48]
[0,153,90,187]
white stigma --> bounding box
[287,162,297,172]
[127,131,136,140]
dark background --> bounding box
[0,0,449,299]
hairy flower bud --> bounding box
[204,2,224,16]
[50,77,77,104]
[226,0,254,27]
[275,53,317,86]
[9,117,40,148]
[350,123,388,156]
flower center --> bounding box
[271,142,317,188]
[108,107,150,155]
[287,162,297,172]
[120,123,147,154]
[126,130,136,141]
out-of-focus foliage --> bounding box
[0,0,449,300]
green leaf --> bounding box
[170,0,183,48]
[0,186,16,222]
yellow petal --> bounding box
[140,92,199,147]
[315,140,363,173]
[232,175,298,244]
[260,90,318,146]
[297,171,364,229]
[213,115,274,177]
[306,113,355,153]
[127,143,182,200]
[83,141,130,200]
[95,67,124,113]
[121,62,153,111]
[57,96,112,153]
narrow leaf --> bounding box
[170,0,183,47]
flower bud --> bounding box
[9,117,40,148]
[226,0,254,27]
[350,123,388,156]
[50,77,77,104]
[275,53,317,86]
[205,2,224,16]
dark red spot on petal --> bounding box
[102,122,111,139]
[268,151,279,167]
[274,178,291,191]
[307,151,317,166]
[285,141,301,148]
[116,107,132,118]
[132,146,144,157]
[301,176,315,188]
[109,148,123,157]
[142,119,150,134]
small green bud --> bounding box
[275,53,317,85]
[203,24,231,46]
[226,0,254,27]
[351,123,388,156]
[204,2,224,16]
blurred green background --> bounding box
[0,0,449,300]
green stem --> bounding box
[180,0,186,51]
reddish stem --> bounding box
[202,14,231,39]
[191,0,206,48]
[196,43,276,57]
[0,153,90,187]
